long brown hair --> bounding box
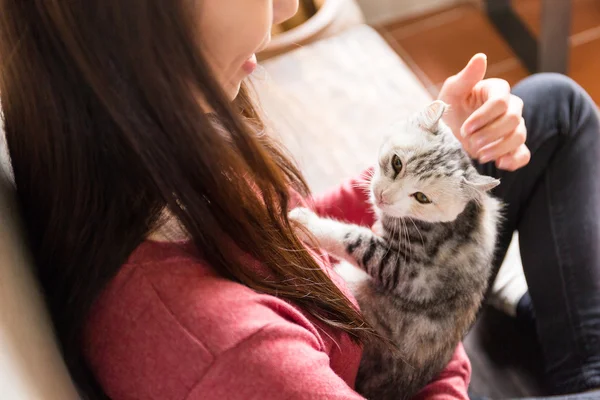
[0,1,374,398]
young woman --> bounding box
[0,0,597,399]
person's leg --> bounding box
[518,394,600,400]
[488,235,529,318]
[476,73,600,394]
[470,394,600,400]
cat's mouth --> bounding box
[372,198,404,218]
[373,198,393,216]
[374,191,391,208]
[375,198,389,208]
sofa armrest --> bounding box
[0,123,78,399]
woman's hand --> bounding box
[438,53,530,171]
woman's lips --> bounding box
[242,54,258,74]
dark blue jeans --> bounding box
[476,73,600,396]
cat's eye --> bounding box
[413,192,432,204]
[391,154,403,175]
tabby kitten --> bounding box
[290,101,501,400]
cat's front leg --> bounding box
[289,208,349,256]
[289,208,385,271]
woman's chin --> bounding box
[228,81,243,101]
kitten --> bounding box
[290,101,501,400]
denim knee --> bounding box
[514,73,597,140]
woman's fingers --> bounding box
[461,90,511,137]
[468,97,523,154]
[477,118,527,163]
[495,144,531,171]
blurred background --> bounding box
[263,0,597,101]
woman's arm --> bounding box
[412,343,472,400]
[188,322,471,400]
[311,168,376,228]
[187,322,365,400]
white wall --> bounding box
[355,0,467,25]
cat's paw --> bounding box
[289,207,318,226]
[289,207,320,243]
[290,208,345,254]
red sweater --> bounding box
[84,173,471,399]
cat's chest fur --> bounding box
[337,197,499,301]
[333,196,500,399]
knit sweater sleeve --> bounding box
[185,321,365,400]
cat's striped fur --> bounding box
[290,101,501,400]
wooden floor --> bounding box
[377,0,600,102]
[376,1,600,398]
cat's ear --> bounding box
[417,100,448,134]
[461,172,500,198]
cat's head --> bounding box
[370,100,499,223]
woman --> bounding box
[0,1,597,399]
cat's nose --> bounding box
[377,191,389,206]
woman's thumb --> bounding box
[447,53,488,95]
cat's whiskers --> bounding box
[401,217,411,266]
[382,218,398,273]
[384,219,396,289]
[408,217,425,247]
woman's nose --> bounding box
[273,0,299,25]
